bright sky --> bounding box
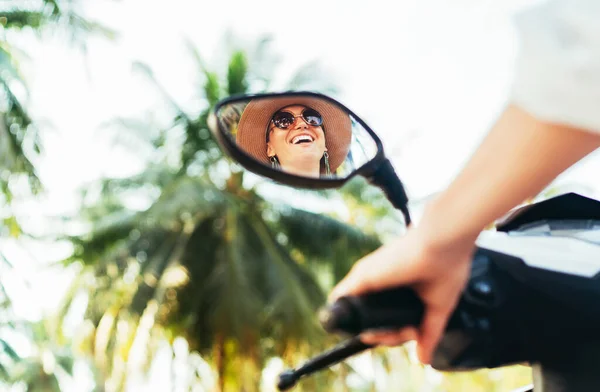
[18,0,598,206]
[4,0,600,322]
[5,0,600,320]
[3,0,600,387]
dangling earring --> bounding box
[270,156,280,169]
[323,151,331,175]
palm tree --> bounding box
[4,322,76,392]
[1,2,114,390]
[0,36,42,235]
[0,255,78,392]
[0,0,115,235]
[0,254,20,382]
[57,35,386,391]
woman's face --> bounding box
[266,105,327,168]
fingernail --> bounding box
[361,332,376,340]
[359,333,380,345]
[360,337,377,345]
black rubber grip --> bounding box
[320,286,425,335]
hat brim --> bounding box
[236,96,352,173]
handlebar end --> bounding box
[319,301,356,334]
[277,369,298,391]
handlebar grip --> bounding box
[319,286,425,335]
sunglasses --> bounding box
[270,108,323,130]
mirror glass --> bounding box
[215,95,379,179]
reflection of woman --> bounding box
[236,97,352,178]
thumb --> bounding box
[328,262,372,302]
[328,241,417,302]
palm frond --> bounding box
[141,175,225,227]
[132,61,190,121]
[55,353,74,376]
[245,212,327,354]
[247,36,280,90]
[96,116,166,156]
[0,74,42,206]
[0,363,8,379]
[1,0,117,51]
[97,163,179,195]
[203,211,264,352]
[184,38,211,78]
[67,211,139,266]
[226,50,248,96]
[0,338,19,361]
[129,229,187,315]
[275,205,381,258]
[0,10,44,29]
[0,44,26,85]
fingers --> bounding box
[360,327,418,346]
[416,263,470,364]
[357,310,450,363]
[416,306,453,364]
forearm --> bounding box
[420,105,600,246]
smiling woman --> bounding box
[233,96,353,178]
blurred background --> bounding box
[1,0,598,391]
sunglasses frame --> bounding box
[271,107,324,130]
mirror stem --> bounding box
[368,158,412,226]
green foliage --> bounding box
[63,167,381,387]
[0,0,116,239]
[0,3,116,390]
[0,335,20,381]
[55,34,388,391]
[0,253,20,382]
[0,0,117,41]
[0,41,41,206]
[227,50,249,95]
[0,255,77,391]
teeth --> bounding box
[292,135,314,144]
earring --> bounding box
[323,151,331,175]
[270,156,280,169]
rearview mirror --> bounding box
[209,92,412,224]
[211,93,381,183]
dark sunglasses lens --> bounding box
[303,108,323,126]
[272,111,295,129]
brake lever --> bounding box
[276,286,424,390]
[277,336,372,391]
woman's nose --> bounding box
[293,117,309,129]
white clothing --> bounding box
[510,0,600,134]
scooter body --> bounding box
[435,192,600,370]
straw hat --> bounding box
[236,96,352,173]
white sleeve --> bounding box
[509,0,600,134]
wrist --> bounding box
[416,196,482,252]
